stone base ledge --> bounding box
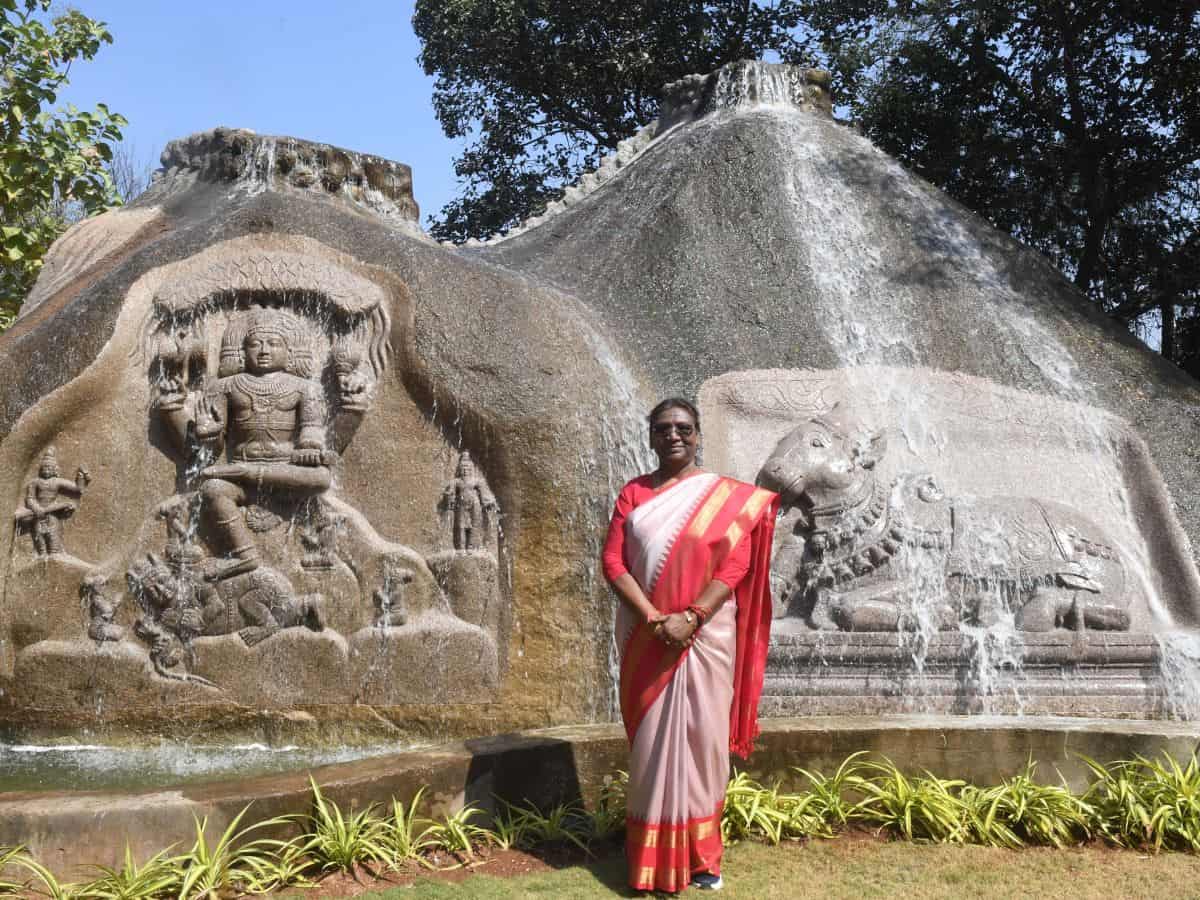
[5,716,1200,877]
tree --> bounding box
[797,0,1200,372]
[413,0,809,242]
[0,0,126,326]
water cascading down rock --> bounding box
[2,60,1200,745]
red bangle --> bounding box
[687,604,709,625]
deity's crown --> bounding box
[219,308,315,377]
[455,450,474,477]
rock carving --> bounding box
[13,448,90,557]
[757,407,1134,633]
[81,573,123,643]
[439,451,499,551]
[373,556,414,627]
[158,309,336,574]
[298,499,345,571]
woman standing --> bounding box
[602,398,778,893]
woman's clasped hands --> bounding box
[649,610,698,649]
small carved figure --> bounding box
[14,447,90,557]
[157,493,204,563]
[127,552,220,685]
[330,339,372,412]
[757,407,1135,633]
[298,499,345,570]
[152,319,207,410]
[439,451,499,551]
[224,566,325,646]
[81,573,123,642]
[157,309,336,573]
[373,558,414,627]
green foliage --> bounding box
[381,787,438,865]
[1084,753,1200,852]
[413,1,810,241]
[492,799,594,853]
[584,770,629,840]
[0,845,26,894]
[723,771,791,845]
[9,853,79,899]
[848,759,970,844]
[804,0,1200,369]
[236,839,315,894]
[298,778,391,873]
[78,846,183,899]
[425,804,493,863]
[175,805,291,899]
[792,750,871,829]
[961,762,1092,849]
[0,0,126,320]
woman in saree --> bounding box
[602,398,778,893]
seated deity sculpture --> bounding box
[160,309,335,573]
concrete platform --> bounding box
[4,715,1200,877]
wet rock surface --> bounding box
[1,60,1198,743]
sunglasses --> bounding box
[650,423,696,437]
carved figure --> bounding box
[157,493,204,563]
[127,553,220,684]
[373,557,414,627]
[757,409,1134,633]
[330,339,373,412]
[81,573,123,642]
[298,499,345,570]
[439,452,499,551]
[13,447,90,557]
[159,309,336,572]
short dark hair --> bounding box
[648,397,700,432]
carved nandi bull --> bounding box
[756,410,1135,633]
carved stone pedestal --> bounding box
[9,640,216,712]
[189,630,351,706]
[7,557,99,651]
[427,550,500,637]
[349,612,498,705]
[761,630,1167,718]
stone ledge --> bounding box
[4,716,1200,877]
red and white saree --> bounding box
[603,472,778,893]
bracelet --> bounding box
[687,604,709,627]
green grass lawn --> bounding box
[358,836,1200,899]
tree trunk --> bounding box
[1161,301,1177,361]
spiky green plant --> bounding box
[491,800,591,852]
[78,846,183,899]
[0,845,27,895]
[584,771,628,840]
[1085,753,1200,851]
[11,854,79,899]
[236,838,315,894]
[425,805,495,864]
[176,805,291,899]
[298,778,390,874]
[792,750,872,830]
[722,772,790,845]
[1082,755,1158,849]
[851,759,969,844]
[381,787,438,865]
[961,762,1092,849]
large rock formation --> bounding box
[2,60,1198,741]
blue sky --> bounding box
[56,0,464,226]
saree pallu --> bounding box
[617,473,778,893]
